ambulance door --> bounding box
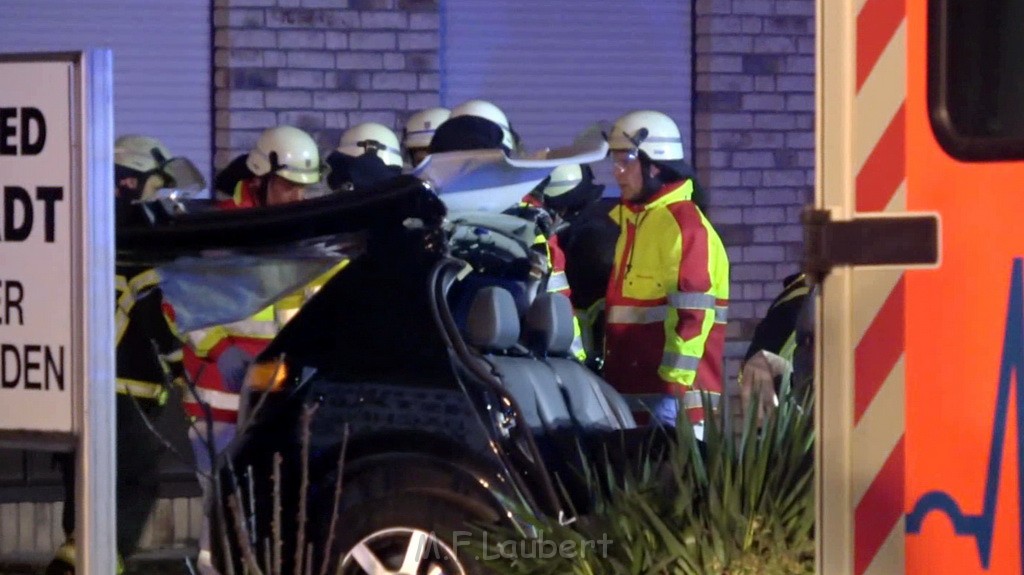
[902,0,1024,573]
[815,0,940,573]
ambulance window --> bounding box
[930,0,1024,160]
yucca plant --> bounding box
[471,384,815,575]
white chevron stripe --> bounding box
[855,21,907,174]
[884,179,907,212]
[840,2,910,574]
[852,354,905,504]
[863,517,906,575]
[851,269,903,345]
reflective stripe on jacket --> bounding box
[115,267,185,404]
[603,180,729,417]
[544,233,585,360]
[179,261,346,422]
[517,196,587,361]
[217,178,261,209]
[182,177,284,421]
[180,307,279,422]
[742,272,809,366]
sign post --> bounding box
[0,50,116,575]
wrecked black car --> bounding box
[117,154,662,575]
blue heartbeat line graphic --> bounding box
[905,257,1024,570]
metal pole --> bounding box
[76,48,117,575]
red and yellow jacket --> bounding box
[518,195,571,299]
[178,179,342,422]
[176,178,263,421]
[178,306,284,422]
[217,178,261,209]
[603,180,729,421]
[517,195,584,359]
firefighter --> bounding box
[430,113,509,154]
[603,110,729,430]
[537,164,606,227]
[744,273,810,365]
[739,273,814,424]
[447,98,520,153]
[531,163,616,365]
[505,181,572,308]
[183,125,327,574]
[114,135,204,201]
[47,135,203,575]
[324,122,403,192]
[214,124,323,207]
[402,107,450,167]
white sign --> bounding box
[0,60,73,433]
[0,50,117,575]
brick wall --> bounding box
[693,0,815,383]
[213,0,439,169]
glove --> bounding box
[650,396,708,441]
[739,350,790,426]
[216,345,254,394]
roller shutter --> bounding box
[0,0,213,184]
[441,0,693,192]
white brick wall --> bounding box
[214,0,439,166]
[694,0,815,383]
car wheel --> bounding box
[328,493,490,575]
[339,526,465,575]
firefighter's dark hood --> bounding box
[324,150,402,193]
[429,115,508,154]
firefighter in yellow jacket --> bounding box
[603,110,730,430]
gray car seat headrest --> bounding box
[523,292,575,356]
[467,287,521,351]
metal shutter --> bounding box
[0,0,212,185]
[441,0,693,193]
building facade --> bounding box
[0,0,814,561]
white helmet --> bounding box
[115,135,174,200]
[246,125,322,185]
[338,122,403,168]
[450,99,516,151]
[115,135,206,200]
[115,135,171,173]
[543,164,584,199]
[403,107,450,151]
[607,110,684,161]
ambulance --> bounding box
[815,0,1024,573]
